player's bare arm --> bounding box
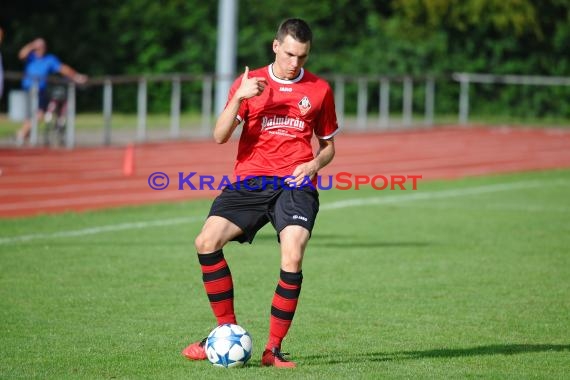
[286,138,335,185]
[18,38,44,60]
[213,66,268,144]
[60,64,88,84]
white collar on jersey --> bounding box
[268,64,304,84]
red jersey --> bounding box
[226,64,339,179]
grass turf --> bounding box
[1,169,569,379]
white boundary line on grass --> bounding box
[0,216,203,245]
[320,180,555,211]
[0,179,564,245]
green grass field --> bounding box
[1,169,569,379]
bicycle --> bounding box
[42,85,67,147]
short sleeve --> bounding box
[46,54,62,74]
[315,84,339,140]
[226,74,248,122]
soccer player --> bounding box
[182,18,339,368]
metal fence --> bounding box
[3,71,569,149]
[453,73,570,125]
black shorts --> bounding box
[208,176,320,243]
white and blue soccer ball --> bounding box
[206,323,252,368]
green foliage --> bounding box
[110,1,217,75]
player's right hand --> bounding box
[237,66,267,100]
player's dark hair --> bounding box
[276,18,312,43]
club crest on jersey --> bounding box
[298,96,311,116]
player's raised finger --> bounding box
[241,66,249,83]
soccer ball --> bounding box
[205,324,252,368]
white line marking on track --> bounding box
[1,180,567,245]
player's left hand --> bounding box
[73,74,88,85]
[285,162,319,188]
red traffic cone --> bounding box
[123,143,135,177]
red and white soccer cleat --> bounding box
[261,347,296,368]
[181,338,207,360]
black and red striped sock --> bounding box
[266,269,303,350]
[198,249,237,325]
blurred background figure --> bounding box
[0,26,4,101]
[16,37,88,146]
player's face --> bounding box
[272,35,310,80]
[35,40,47,57]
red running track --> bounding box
[1,126,570,218]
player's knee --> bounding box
[281,250,304,272]
[194,233,209,253]
[194,232,223,253]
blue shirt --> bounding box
[22,52,62,90]
[0,50,4,98]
